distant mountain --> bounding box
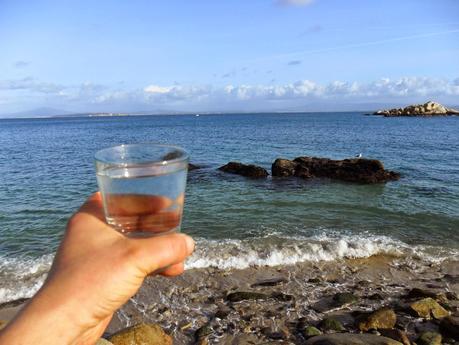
[0,107,73,118]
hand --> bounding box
[0,192,195,345]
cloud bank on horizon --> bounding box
[1,76,458,114]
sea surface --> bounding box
[0,112,458,303]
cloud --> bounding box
[287,60,302,66]
[2,76,459,112]
[14,60,30,68]
[277,0,315,6]
[0,77,65,94]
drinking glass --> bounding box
[95,144,188,238]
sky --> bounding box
[1,0,459,116]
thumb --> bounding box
[128,233,195,275]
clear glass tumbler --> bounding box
[95,144,189,238]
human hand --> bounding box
[0,192,194,345]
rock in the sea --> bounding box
[440,315,459,340]
[226,291,269,302]
[188,163,200,171]
[109,323,172,345]
[272,158,298,177]
[409,297,450,319]
[272,156,399,183]
[357,308,397,331]
[96,339,114,345]
[374,101,459,117]
[417,331,442,345]
[332,292,360,307]
[218,162,269,178]
[301,326,322,338]
[305,333,403,345]
[318,317,345,333]
[379,329,410,345]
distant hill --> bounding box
[1,107,73,118]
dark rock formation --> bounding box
[188,163,200,171]
[272,156,399,183]
[218,162,268,178]
[374,101,459,117]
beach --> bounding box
[1,255,458,344]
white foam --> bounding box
[185,233,459,270]
[0,254,54,304]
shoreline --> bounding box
[4,254,455,343]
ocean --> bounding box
[0,112,458,303]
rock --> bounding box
[195,324,213,340]
[305,333,403,344]
[417,331,442,345]
[226,291,269,302]
[262,326,290,340]
[409,297,450,319]
[215,305,232,319]
[188,163,200,171]
[374,101,459,117]
[109,323,172,345]
[218,161,268,178]
[308,277,322,283]
[292,156,400,183]
[332,292,359,307]
[358,308,397,331]
[271,292,294,302]
[251,277,287,287]
[272,158,298,177]
[96,339,114,345]
[440,316,459,340]
[443,274,459,284]
[405,288,447,302]
[379,329,410,345]
[318,317,345,333]
[301,326,322,338]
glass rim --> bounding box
[94,143,189,167]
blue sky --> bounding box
[1,0,459,115]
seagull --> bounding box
[355,153,362,159]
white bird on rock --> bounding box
[355,153,362,158]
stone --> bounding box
[332,292,359,307]
[215,305,232,319]
[409,297,450,319]
[379,329,410,345]
[218,161,269,178]
[358,308,397,331]
[96,339,114,345]
[301,326,322,338]
[405,288,447,302]
[305,333,403,345]
[318,317,345,333]
[195,324,213,340]
[440,316,459,340]
[109,323,172,345]
[271,292,294,302]
[251,277,287,287]
[272,158,298,177]
[374,101,459,117]
[262,326,290,340]
[226,291,269,302]
[417,331,442,345]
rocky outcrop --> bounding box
[218,162,269,178]
[272,157,399,183]
[374,101,459,117]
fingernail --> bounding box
[184,235,195,253]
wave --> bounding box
[1,232,458,304]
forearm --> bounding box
[0,288,85,345]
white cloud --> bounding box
[2,77,459,113]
